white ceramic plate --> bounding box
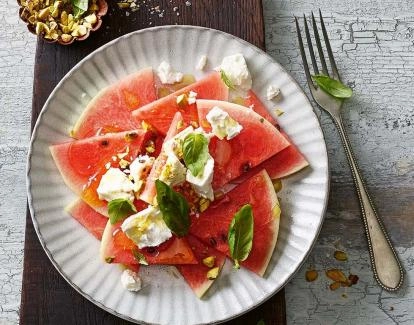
[27,26,329,325]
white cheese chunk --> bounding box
[121,206,172,249]
[97,168,135,202]
[159,153,187,187]
[196,55,208,70]
[187,90,198,105]
[206,106,243,140]
[266,85,281,100]
[121,269,142,292]
[157,61,183,84]
[217,53,252,90]
[186,155,215,201]
[129,155,155,192]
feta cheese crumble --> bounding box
[130,155,155,192]
[97,168,135,202]
[196,55,207,70]
[266,85,281,101]
[206,106,243,140]
[159,153,187,187]
[186,155,215,201]
[187,91,198,104]
[217,53,252,90]
[157,61,183,84]
[121,206,172,248]
[121,269,142,292]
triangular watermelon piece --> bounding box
[65,199,108,240]
[132,72,229,135]
[100,221,197,265]
[190,170,280,276]
[72,67,157,139]
[196,100,290,189]
[50,130,158,216]
[176,235,226,298]
[243,91,309,179]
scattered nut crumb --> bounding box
[305,269,318,282]
[334,250,348,261]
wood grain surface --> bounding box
[20,1,286,324]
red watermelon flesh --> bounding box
[190,170,280,276]
[50,129,156,216]
[65,199,107,240]
[139,112,186,204]
[196,100,290,189]
[72,67,157,139]
[100,221,197,265]
[132,72,229,135]
[243,91,309,179]
[176,235,226,298]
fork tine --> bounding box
[303,14,319,75]
[319,9,341,80]
[294,17,314,89]
[311,11,329,75]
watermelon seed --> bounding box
[241,162,252,173]
[220,233,227,243]
[101,140,109,147]
[209,237,217,247]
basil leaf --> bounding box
[108,198,137,225]
[220,70,235,90]
[311,74,353,99]
[132,249,149,265]
[182,133,209,177]
[71,0,88,18]
[155,180,190,237]
[228,204,254,269]
[72,0,89,11]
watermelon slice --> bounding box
[196,100,290,189]
[100,221,197,265]
[242,91,309,179]
[72,67,157,139]
[50,129,156,215]
[65,199,108,240]
[190,170,280,276]
[177,235,226,298]
[132,72,229,135]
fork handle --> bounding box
[333,116,404,291]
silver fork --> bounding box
[295,10,403,291]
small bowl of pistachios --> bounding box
[18,0,108,45]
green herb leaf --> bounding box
[228,204,254,269]
[257,320,266,325]
[311,74,353,99]
[182,133,209,177]
[108,198,137,225]
[71,0,88,18]
[132,249,149,265]
[155,180,190,237]
[220,70,235,90]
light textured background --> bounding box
[0,0,413,324]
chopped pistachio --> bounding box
[176,94,188,106]
[199,198,210,212]
[275,108,284,116]
[206,267,220,280]
[202,256,216,268]
[334,250,348,261]
[38,7,50,20]
[272,179,282,192]
[84,13,97,24]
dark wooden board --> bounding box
[20,1,286,324]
